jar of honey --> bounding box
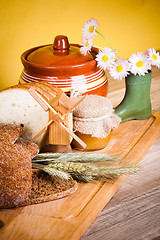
[71,95,121,150]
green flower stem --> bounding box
[96,30,114,50]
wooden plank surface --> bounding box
[81,137,160,240]
[0,67,160,240]
[0,112,160,240]
[81,67,160,240]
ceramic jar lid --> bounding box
[21,35,99,78]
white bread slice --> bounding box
[0,82,63,147]
[0,87,48,147]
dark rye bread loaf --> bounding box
[0,123,39,208]
[0,123,78,209]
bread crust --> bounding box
[0,123,39,208]
[0,123,23,144]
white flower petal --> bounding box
[80,38,92,56]
[129,52,151,76]
[109,57,130,80]
[95,47,116,70]
[146,48,160,68]
[82,18,99,40]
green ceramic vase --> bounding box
[114,71,152,122]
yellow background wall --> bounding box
[0,0,160,90]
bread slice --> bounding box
[0,82,62,147]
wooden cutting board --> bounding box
[0,112,160,240]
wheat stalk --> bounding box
[32,157,140,182]
[48,162,140,182]
[33,152,121,163]
[32,163,70,180]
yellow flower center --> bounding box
[89,25,94,33]
[152,54,157,60]
[117,65,123,72]
[102,55,108,62]
[85,42,89,47]
[136,61,143,68]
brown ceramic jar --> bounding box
[20,35,108,96]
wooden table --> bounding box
[81,67,160,240]
[0,67,160,240]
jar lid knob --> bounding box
[53,35,70,55]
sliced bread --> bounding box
[0,82,62,147]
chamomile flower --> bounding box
[109,57,130,80]
[82,18,99,40]
[80,38,92,56]
[129,52,151,76]
[146,48,160,68]
[95,47,116,70]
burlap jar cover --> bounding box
[73,95,121,138]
